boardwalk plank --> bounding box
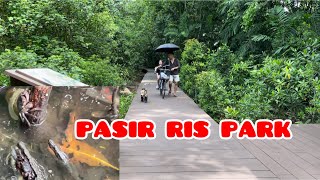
[238,139,291,177]
[251,140,315,179]
[269,140,320,175]
[296,152,320,166]
[121,164,268,173]
[280,132,320,158]
[120,171,277,180]
[292,126,320,147]
[120,149,254,157]
[120,158,267,169]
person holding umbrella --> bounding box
[155,43,180,97]
[167,51,180,97]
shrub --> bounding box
[207,44,239,75]
[234,81,272,120]
[304,79,320,123]
[195,70,229,119]
[179,64,197,98]
[180,39,210,99]
[181,39,207,65]
[41,47,84,80]
[80,57,128,86]
[119,94,134,119]
[228,61,252,86]
[0,47,40,85]
[0,47,128,87]
[250,55,318,121]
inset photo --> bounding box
[0,86,119,180]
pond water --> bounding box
[0,87,119,180]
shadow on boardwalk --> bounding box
[120,70,320,180]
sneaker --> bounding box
[156,85,159,89]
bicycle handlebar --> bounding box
[158,65,171,71]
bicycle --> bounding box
[158,65,170,99]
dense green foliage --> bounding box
[1,0,319,122]
[0,0,148,86]
[181,39,320,122]
[174,0,319,123]
[128,0,319,123]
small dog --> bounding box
[140,88,148,103]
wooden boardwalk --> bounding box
[120,70,320,180]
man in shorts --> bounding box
[168,52,180,97]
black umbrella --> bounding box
[155,43,180,52]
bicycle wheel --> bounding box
[159,80,163,96]
[162,81,166,99]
